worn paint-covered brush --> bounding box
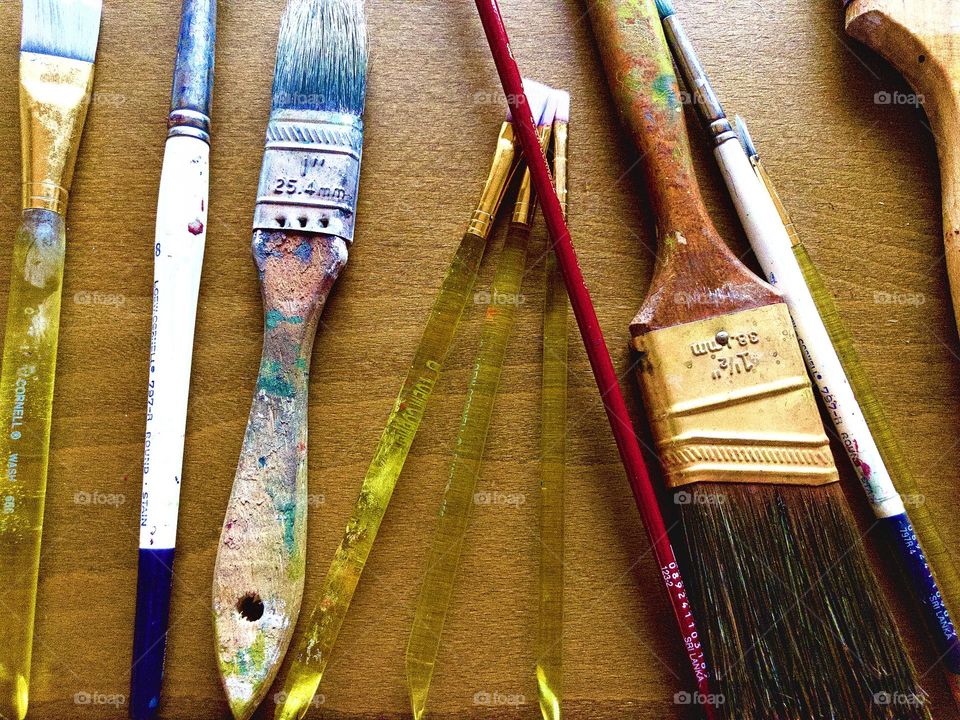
[130,2,217,718]
[0,1,101,718]
[589,1,930,718]
[211,0,367,717]
[404,84,559,720]
[273,82,544,720]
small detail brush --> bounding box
[592,1,929,717]
[130,2,217,717]
[0,2,102,718]
[273,83,536,720]
[473,1,715,712]
[404,84,558,720]
[211,0,367,717]
[735,113,960,701]
[538,89,569,720]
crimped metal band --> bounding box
[634,303,839,488]
[254,109,364,242]
[168,108,210,143]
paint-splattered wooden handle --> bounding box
[588,0,779,332]
[212,229,348,718]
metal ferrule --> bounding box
[512,124,553,226]
[19,52,95,214]
[662,16,737,147]
[254,109,364,243]
[168,0,216,142]
[468,122,517,239]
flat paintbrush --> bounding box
[0,2,102,718]
[211,0,367,717]
[590,1,929,717]
[473,1,714,712]
[130,2,217,717]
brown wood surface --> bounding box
[0,0,958,718]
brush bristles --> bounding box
[272,0,367,115]
[654,0,676,19]
[677,484,930,720]
[734,115,758,159]
[554,90,571,124]
[507,78,551,124]
[21,0,102,62]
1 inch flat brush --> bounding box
[211,1,367,717]
[588,1,929,718]
[0,2,102,718]
[131,2,217,717]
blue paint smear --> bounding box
[294,240,313,263]
[130,547,176,720]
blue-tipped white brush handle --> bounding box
[131,1,216,718]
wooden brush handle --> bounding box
[588,0,779,331]
[846,0,960,333]
[212,229,347,713]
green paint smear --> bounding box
[266,310,306,330]
[258,372,295,398]
[652,73,678,110]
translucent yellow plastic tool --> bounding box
[404,119,554,720]
[537,100,568,720]
[274,121,517,720]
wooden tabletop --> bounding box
[1,0,958,718]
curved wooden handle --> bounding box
[213,229,347,720]
[846,0,960,334]
[587,0,779,333]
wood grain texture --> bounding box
[0,0,958,718]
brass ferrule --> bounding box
[19,52,96,214]
[753,159,801,249]
[469,121,517,239]
[553,121,568,220]
[633,304,839,489]
[512,124,554,226]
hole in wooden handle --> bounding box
[237,592,265,622]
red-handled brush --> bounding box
[473,0,714,709]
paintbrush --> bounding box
[735,113,960,701]
[404,84,559,720]
[0,2,101,718]
[210,0,367,717]
[273,83,540,720]
[130,2,217,717]
[472,1,716,713]
[842,1,960,338]
[590,1,929,718]
[538,89,569,720]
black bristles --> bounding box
[21,0,102,63]
[677,483,931,720]
[272,0,367,115]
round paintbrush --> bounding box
[588,1,930,718]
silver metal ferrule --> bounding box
[253,109,364,242]
[168,108,211,142]
[662,16,737,147]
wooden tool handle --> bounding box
[846,0,960,332]
[588,0,779,331]
[212,229,347,717]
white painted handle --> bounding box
[139,134,210,550]
[714,138,904,518]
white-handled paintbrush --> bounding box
[130,2,217,718]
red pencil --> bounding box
[472,0,715,710]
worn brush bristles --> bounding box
[734,115,758,158]
[21,0,102,61]
[509,78,552,125]
[653,0,676,19]
[678,483,928,719]
[272,0,367,114]
[554,90,570,124]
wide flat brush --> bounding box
[0,2,101,718]
[130,2,217,717]
[211,1,367,717]
[589,1,929,718]
[842,1,960,337]
[472,1,714,711]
